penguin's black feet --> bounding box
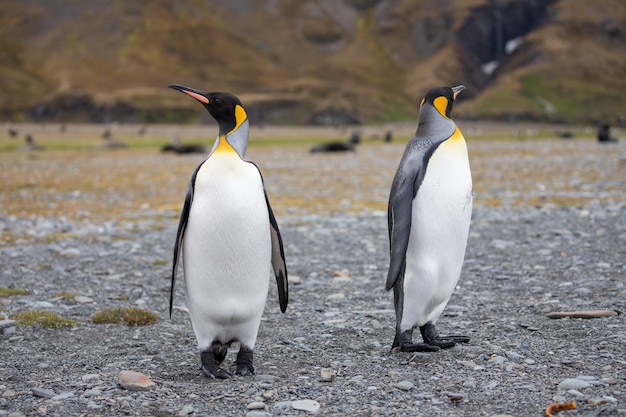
[201,345,231,379]
[393,329,441,352]
[420,322,469,349]
[235,345,255,376]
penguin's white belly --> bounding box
[401,137,472,330]
[183,155,271,350]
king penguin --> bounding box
[168,84,288,378]
[386,85,472,352]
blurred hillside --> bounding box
[0,0,624,125]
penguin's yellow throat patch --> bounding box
[215,136,238,155]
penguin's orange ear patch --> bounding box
[433,96,449,117]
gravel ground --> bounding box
[1,138,625,416]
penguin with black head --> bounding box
[386,85,472,352]
[168,84,288,378]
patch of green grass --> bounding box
[92,307,158,326]
[152,259,168,266]
[0,287,28,296]
[11,310,79,329]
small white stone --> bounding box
[292,399,321,413]
[246,401,266,410]
[396,380,414,391]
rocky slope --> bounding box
[0,0,624,124]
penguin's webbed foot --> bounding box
[420,323,469,349]
[201,347,232,379]
[202,365,232,379]
[235,345,255,376]
[393,329,441,352]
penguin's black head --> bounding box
[168,84,246,135]
[420,85,465,119]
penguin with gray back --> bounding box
[386,85,472,352]
[168,84,288,378]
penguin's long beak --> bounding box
[168,84,209,104]
[452,85,466,100]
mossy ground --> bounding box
[10,310,79,329]
[0,287,28,296]
[92,307,159,326]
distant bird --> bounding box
[386,85,472,352]
[138,125,147,136]
[19,134,44,151]
[384,130,393,142]
[8,127,19,138]
[101,127,112,139]
[309,142,356,153]
[348,130,361,144]
[161,136,207,154]
[597,123,618,143]
[309,130,360,153]
[168,84,288,379]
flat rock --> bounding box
[557,378,591,390]
[51,391,75,400]
[254,374,280,382]
[118,370,156,391]
[246,401,266,410]
[31,387,56,399]
[546,310,618,319]
[0,319,16,329]
[292,399,321,413]
[74,296,94,303]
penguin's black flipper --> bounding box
[255,164,288,313]
[170,164,202,317]
[386,142,435,291]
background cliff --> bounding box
[0,0,624,125]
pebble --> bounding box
[31,301,54,309]
[255,375,280,382]
[74,296,94,303]
[291,399,321,413]
[83,389,101,397]
[118,370,156,391]
[31,387,56,399]
[51,391,75,401]
[246,412,271,417]
[320,368,335,382]
[178,405,194,416]
[396,381,414,391]
[557,378,591,390]
[246,401,266,410]
[0,319,16,329]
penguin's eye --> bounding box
[213,97,223,105]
